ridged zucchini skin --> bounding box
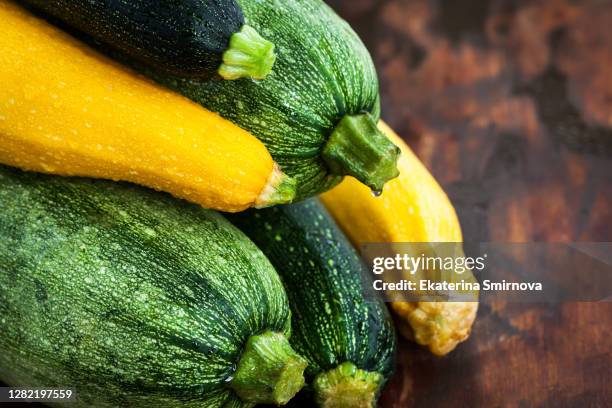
[0,166,295,408]
[21,0,274,79]
[151,0,383,200]
[228,200,396,406]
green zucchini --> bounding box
[21,0,276,80]
[228,199,396,408]
[0,166,306,407]
[146,0,400,200]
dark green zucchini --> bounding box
[146,0,400,200]
[21,0,275,80]
[228,199,396,408]
[0,166,306,407]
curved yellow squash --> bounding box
[321,121,478,356]
[0,1,294,212]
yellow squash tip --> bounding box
[255,164,296,208]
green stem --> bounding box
[322,114,400,193]
[313,362,383,408]
[230,331,307,405]
[219,25,276,80]
[255,164,296,208]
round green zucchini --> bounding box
[0,166,306,407]
[148,0,400,200]
[228,199,396,407]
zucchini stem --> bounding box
[219,25,276,80]
[255,164,296,208]
[322,114,400,193]
[230,331,307,405]
[313,362,383,408]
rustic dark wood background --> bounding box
[326,0,612,406]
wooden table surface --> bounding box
[326,0,612,406]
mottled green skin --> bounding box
[0,166,291,408]
[228,200,396,391]
[151,0,381,200]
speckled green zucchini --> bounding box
[0,165,306,407]
[228,199,396,408]
[140,0,400,200]
[21,0,275,80]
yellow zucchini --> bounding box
[321,121,478,356]
[0,1,294,212]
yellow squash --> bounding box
[0,1,294,212]
[321,121,478,356]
